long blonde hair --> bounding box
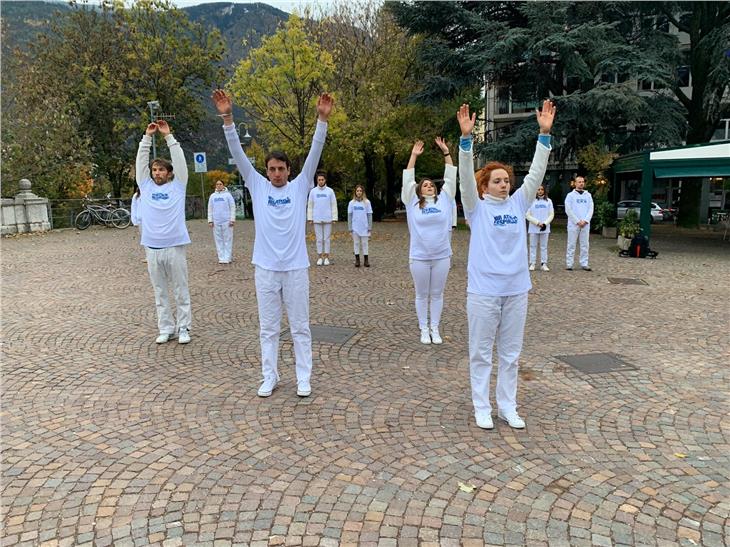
[352,184,368,202]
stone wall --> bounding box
[1,179,51,235]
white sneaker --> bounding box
[529,263,535,271]
[541,263,550,271]
[316,257,323,266]
[155,332,176,344]
[297,380,311,397]
[430,326,442,344]
[420,327,431,344]
[475,413,494,429]
[258,376,278,397]
[323,258,330,266]
[498,410,526,429]
[178,328,191,344]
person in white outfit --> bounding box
[402,137,457,345]
[525,185,554,271]
[348,185,373,267]
[307,171,338,265]
[212,89,333,398]
[564,176,594,271]
[458,100,556,431]
[207,179,236,264]
[135,120,192,345]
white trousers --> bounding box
[566,224,590,268]
[467,292,528,416]
[213,222,233,262]
[352,234,369,255]
[314,222,333,254]
[145,245,192,335]
[254,266,312,383]
[529,232,549,265]
[409,257,451,328]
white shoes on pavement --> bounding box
[420,327,431,344]
[430,326,442,344]
[541,263,550,271]
[498,410,526,429]
[475,413,494,429]
[258,376,278,397]
[155,332,177,344]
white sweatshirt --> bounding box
[307,185,338,222]
[401,164,457,260]
[207,188,236,225]
[135,134,190,248]
[224,120,327,271]
[348,199,372,237]
[459,135,551,296]
[526,197,554,234]
[565,189,594,226]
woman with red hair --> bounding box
[457,100,556,431]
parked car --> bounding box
[616,200,664,223]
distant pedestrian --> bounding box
[565,176,594,271]
[526,185,554,271]
[348,185,372,268]
[307,170,338,265]
[207,179,236,264]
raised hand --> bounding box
[457,104,476,137]
[211,89,233,116]
[156,120,171,136]
[536,99,556,134]
[435,136,449,154]
[317,93,334,121]
[411,140,424,157]
[145,122,158,136]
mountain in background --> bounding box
[1,1,288,175]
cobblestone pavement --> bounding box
[2,220,729,547]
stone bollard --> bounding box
[1,179,51,235]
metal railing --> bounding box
[46,196,207,230]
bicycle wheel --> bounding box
[74,211,92,230]
[111,208,131,229]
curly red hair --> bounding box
[475,161,513,199]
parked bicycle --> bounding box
[74,195,131,230]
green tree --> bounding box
[389,1,730,225]
[8,0,224,198]
[227,15,340,173]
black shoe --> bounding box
[565,267,573,271]
[354,254,360,267]
[364,255,370,267]
[581,266,592,271]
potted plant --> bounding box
[594,199,617,238]
[617,209,639,250]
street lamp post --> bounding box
[147,100,160,158]
[236,123,254,219]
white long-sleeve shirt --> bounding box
[401,164,457,260]
[224,120,327,271]
[459,135,551,296]
[207,188,236,225]
[135,134,190,248]
[526,197,555,234]
[564,189,594,226]
[307,185,338,222]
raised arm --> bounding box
[517,100,555,204]
[457,104,478,215]
[212,89,260,186]
[135,123,157,184]
[157,120,187,186]
[298,94,334,191]
[402,140,423,204]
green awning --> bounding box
[654,166,730,178]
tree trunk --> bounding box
[383,153,397,216]
[363,147,377,198]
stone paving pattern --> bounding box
[2,220,729,547]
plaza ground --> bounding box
[2,220,729,546]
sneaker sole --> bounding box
[297,390,311,397]
[498,414,526,429]
[258,390,273,397]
